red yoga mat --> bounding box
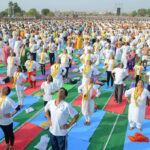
[104,94,127,114]
[73,91,97,107]
[0,123,43,150]
[0,74,7,77]
[0,82,13,89]
[45,64,51,70]
[24,80,44,95]
[145,106,150,119]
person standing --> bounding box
[45,88,79,150]
[125,80,150,131]
[111,63,128,103]
[0,87,21,150]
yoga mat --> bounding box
[45,64,51,70]
[8,91,16,97]
[104,94,127,114]
[0,74,7,77]
[0,123,43,150]
[101,83,114,92]
[24,80,44,95]
[68,110,106,141]
[12,95,40,117]
[146,66,150,73]
[30,111,47,126]
[69,65,78,72]
[67,136,90,150]
[0,70,6,74]
[98,64,104,69]
[36,70,51,80]
[0,122,19,140]
[145,106,150,119]
[131,82,146,88]
[123,120,150,150]
[73,91,97,107]
[0,82,13,89]
[100,72,107,78]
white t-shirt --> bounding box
[112,68,128,85]
[0,96,17,125]
[41,81,58,101]
[45,100,78,136]
[146,71,150,84]
[103,49,114,60]
[59,54,71,68]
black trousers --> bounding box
[106,71,114,87]
[40,64,45,75]
[114,84,123,103]
[63,67,69,79]
[31,53,36,61]
[135,75,141,87]
[0,123,14,146]
[49,53,55,65]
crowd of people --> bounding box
[0,18,150,150]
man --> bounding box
[111,63,128,103]
[30,40,38,61]
[45,88,79,150]
[14,37,22,57]
[103,44,115,61]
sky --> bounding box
[0,0,150,13]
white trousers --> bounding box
[84,114,91,122]
[129,120,142,129]
[16,89,24,105]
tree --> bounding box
[147,8,150,16]
[27,8,39,16]
[130,11,137,17]
[137,8,147,16]
[47,11,54,17]
[0,9,8,17]
[41,8,50,16]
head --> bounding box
[88,77,94,84]
[138,60,142,65]
[30,55,34,61]
[119,63,124,68]
[63,49,67,54]
[136,80,144,88]
[16,66,22,72]
[86,60,92,66]
[46,75,53,82]
[1,87,11,96]
[57,88,68,100]
[56,58,61,64]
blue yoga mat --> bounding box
[67,136,90,150]
[9,91,16,97]
[0,122,19,140]
[123,120,150,150]
[98,64,104,69]
[0,70,6,74]
[68,110,106,141]
[12,95,40,117]
[100,72,107,78]
[30,111,47,126]
[101,82,114,92]
[146,66,150,73]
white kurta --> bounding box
[78,84,100,117]
[125,88,150,128]
[7,56,20,77]
[51,64,66,89]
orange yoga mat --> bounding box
[0,123,43,150]
[24,80,44,95]
[0,82,13,89]
[45,64,51,70]
[73,91,97,107]
[104,94,127,114]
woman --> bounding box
[125,80,150,131]
[76,33,83,50]
[13,66,26,108]
[0,86,21,150]
[41,75,58,106]
[127,50,136,76]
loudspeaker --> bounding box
[117,8,121,16]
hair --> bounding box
[3,86,11,96]
[60,87,68,97]
[137,79,144,86]
[46,75,53,82]
[17,65,22,72]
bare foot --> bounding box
[111,87,113,89]
[137,128,142,132]
[106,86,109,89]
[129,127,134,130]
[4,144,9,150]
[9,146,14,150]
[84,122,88,125]
[87,122,90,126]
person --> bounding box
[103,44,115,61]
[125,80,150,131]
[29,40,38,61]
[41,75,58,106]
[78,78,100,125]
[51,59,66,89]
[13,66,26,108]
[3,42,13,65]
[0,38,4,61]
[7,52,20,82]
[76,33,83,50]
[144,72,150,106]
[49,39,57,65]
[134,61,144,87]
[39,49,48,76]
[45,88,79,150]
[0,86,21,150]
[20,44,29,72]
[104,56,117,89]
[59,49,71,79]
[25,55,39,88]
[79,60,99,86]
[14,37,22,57]
[111,63,128,103]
